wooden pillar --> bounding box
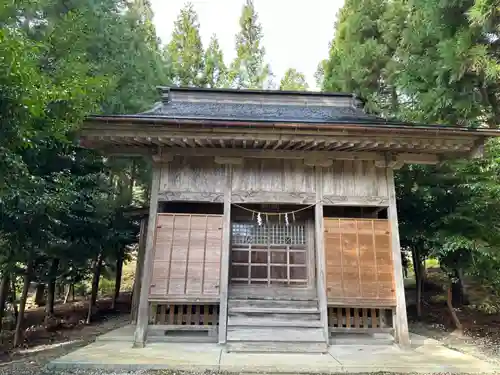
[218,163,232,344]
[386,167,410,348]
[133,165,161,348]
[314,167,329,347]
[131,217,147,323]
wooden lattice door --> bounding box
[230,222,308,286]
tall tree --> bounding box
[203,34,228,88]
[279,68,309,91]
[166,2,205,87]
[321,0,500,321]
[229,0,271,89]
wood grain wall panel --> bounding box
[150,213,223,301]
[231,159,315,193]
[324,218,396,306]
[322,160,389,198]
[159,156,225,194]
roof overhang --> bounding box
[80,116,496,162]
[79,87,500,166]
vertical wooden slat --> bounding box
[186,304,192,325]
[165,215,176,296]
[337,307,342,327]
[386,167,410,347]
[203,304,209,325]
[315,167,329,347]
[354,308,359,328]
[362,308,369,328]
[194,304,200,325]
[168,304,175,324]
[159,304,166,324]
[201,215,208,296]
[371,308,378,328]
[218,164,232,344]
[183,216,193,294]
[371,220,379,299]
[346,307,351,328]
[355,220,362,298]
[213,306,218,326]
[133,165,161,348]
[177,305,184,325]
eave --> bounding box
[80,116,497,163]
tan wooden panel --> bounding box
[324,218,395,305]
[150,213,223,300]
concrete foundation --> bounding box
[47,325,499,374]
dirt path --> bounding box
[0,314,130,375]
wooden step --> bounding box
[229,306,319,315]
[228,315,322,328]
[228,299,318,309]
[226,341,328,353]
[228,311,320,321]
[227,327,325,342]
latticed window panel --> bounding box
[230,222,308,286]
[231,223,305,246]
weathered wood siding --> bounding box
[231,159,315,203]
[159,157,225,202]
[322,160,389,205]
[150,213,222,300]
[324,218,396,306]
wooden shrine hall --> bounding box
[80,87,499,353]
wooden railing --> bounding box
[327,306,394,334]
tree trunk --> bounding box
[14,257,34,347]
[0,273,10,332]
[11,277,18,321]
[86,253,103,324]
[34,283,46,307]
[447,283,463,333]
[411,248,423,318]
[64,284,72,304]
[112,248,124,310]
[45,258,59,319]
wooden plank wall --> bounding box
[159,157,225,201]
[324,218,396,307]
[150,213,223,300]
[232,159,315,193]
[322,160,389,203]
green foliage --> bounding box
[166,2,205,87]
[323,0,500,293]
[279,68,309,91]
[0,0,164,324]
[229,0,271,89]
[203,35,228,88]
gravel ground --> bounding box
[0,315,130,375]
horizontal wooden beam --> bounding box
[158,191,224,203]
[322,195,389,207]
[161,147,387,162]
[231,191,316,204]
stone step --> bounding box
[227,327,325,342]
[228,315,322,328]
[226,341,328,353]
